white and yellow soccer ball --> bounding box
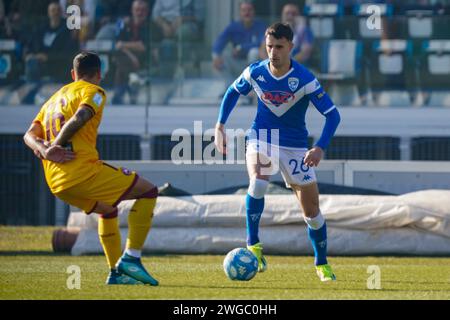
[223,248,258,281]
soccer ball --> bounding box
[223,248,258,281]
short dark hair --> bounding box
[265,22,293,42]
[73,52,101,78]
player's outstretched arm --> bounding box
[52,105,95,147]
[214,123,227,155]
[304,108,341,167]
[215,85,242,155]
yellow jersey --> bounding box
[33,80,107,193]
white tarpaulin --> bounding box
[68,190,450,256]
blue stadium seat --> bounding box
[368,39,415,107]
[318,39,363,106]
[0,39,21,84]
[419,40,450,107]
[34,83,64,106]
[406,10,434,39]
[304,3,343,40]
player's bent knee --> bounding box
[93,202,117,217]
[136,186,158,199]
[126,177,157,200]
[248,178,269,199]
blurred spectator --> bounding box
[152,0,203,41]
[152,0,205,77]
[111,0,161,104]
[24,1,79,83]
[0,0,13,39]
[94,0,134,40]
[8,0,53,46]
[259,3,314,66]
[212,1,266,80]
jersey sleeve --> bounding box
[33,107,45,125]
[232,66,253,96]
[305,77,336,115]
[80,86,107,114]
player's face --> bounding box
[266,35,293,69]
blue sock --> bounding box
[245,194,264,246]
[307,223,328,266]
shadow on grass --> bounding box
[0,250,69,256]
[0,251,187,257]
[159,283,450,293]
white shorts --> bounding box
[246,140,317,188]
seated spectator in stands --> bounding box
[0,0,14,39]
[24,1,79,83]
[94,0,134,40]
[7,0,53,49]
[212,0,266,80]
[259,3,314,66]
[112,0,161,104]
[152,0,205,77]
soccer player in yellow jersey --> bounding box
[24,52,159,286]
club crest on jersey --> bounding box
[288,77,299,92]
[262,91,295,107]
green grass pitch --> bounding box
[0,226,449,300]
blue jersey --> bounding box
[220,59,338,149]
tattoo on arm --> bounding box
[53,106,94,146]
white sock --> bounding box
[304,211,325,230]
[126,248,141,258]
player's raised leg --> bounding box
[292,182,336,281]
[115,177,159,286]
[245,151,270,272]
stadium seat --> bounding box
[304,3,343,40]
[418,40,450,107]
[168,78,228,105]
[368,40,415,107]
[34,83,64,106]
[406,10,434,39]
[318,39,363,106]
[0,39,21,85]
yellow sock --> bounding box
[126,198,156,251]
[98,213,122,270]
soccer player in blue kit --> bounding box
[214,23,340,281]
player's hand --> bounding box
[34,138,51,160]
[214,123,227,155]
[213,56,224,71]
[43,145,75,163]
[303,146,324,167]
